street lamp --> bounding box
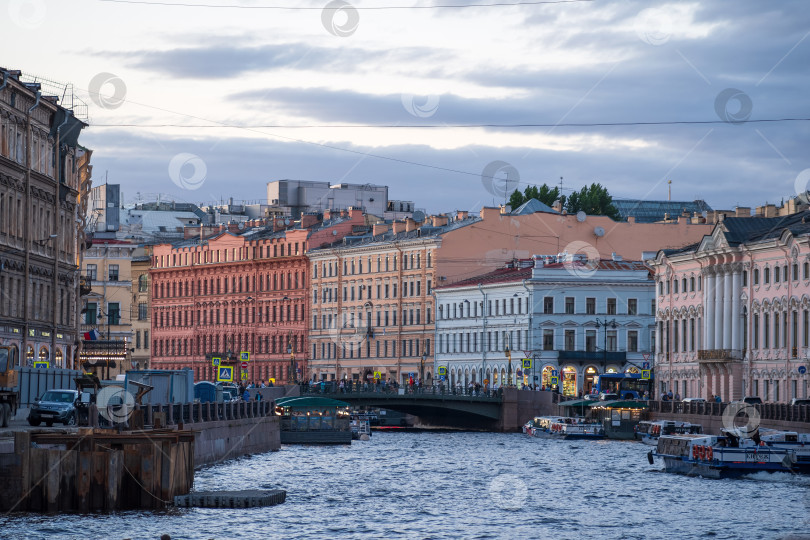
[595,318,618,372]
[505,333,512,387]
[287,331,296,385]
[420,353,426,383]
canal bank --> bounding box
[0,400,281,511]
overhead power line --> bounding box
[99,0,595,9]
[90,118,810,128]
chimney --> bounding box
[500,204,512,215]
[432,215,449,227]
[735,206,751,218]
[457,210,468,220]
[373,223,390,236]
[532,254,544,269]
[405,218,417,232]
[301,213,320,229]
[479,207,500,221]
[552,200,562,212]
[392,221,406,235]
[348,207,363,221]
[627,216,635,223]
[323,209,332,220]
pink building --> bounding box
[651,212,810,402]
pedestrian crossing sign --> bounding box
[522,359,532,369]
[217,366,234,382]
[34,361,49,369]
[641,369,651,380]
[438,366,447,375]
[211,356,221,367]
[373,371,381,379]
[550,376,559,385]
[240,351,250,362]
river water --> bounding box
[2,432,809,540]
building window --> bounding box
[764,267,770,284]
[627,298,637,316]
[543,297,554,314]
[86,264,97,281]
[564,330,575,351]
[138,274,148,292]
[586,330,596,351]
[108,264,119,281]
[673,280,679,294]
[565,297,574,315]
[805,262,809,280]
[606,330,617,351]
[107,303,120,325]
[84,302,97,324]
[793,264,799,281]
[138,303,147,320]
[586,298,596,315]
[742,271,747,287]
[690,277,695,291]
[754,268,759,285]
[543,330,554,350]
[627,331,638,352]
[607,298,616,315]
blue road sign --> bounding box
[551,370,558,377]
[642,361,650,370]
[217,366,234,382]
[800,366,807,375]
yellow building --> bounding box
[79,239,137,377]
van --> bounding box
[742,396,763,405]
[791,398,810,406]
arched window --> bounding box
[138,274,148,292]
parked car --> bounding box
[681,397,706,403]
[791,398,810,406]
[741,396,763,405]
[28,389,79,427]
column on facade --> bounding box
[714,268,725,350]
[705,270,715,350]
[731,266,742,353]
[723,265,733,350]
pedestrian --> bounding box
[674,392,681,401]
[715,394,721,403]
[242,388,250,401]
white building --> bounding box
[435,255,656,396]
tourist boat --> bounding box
[548,421,605,440]
[636,420,703,446]
[591,400,649,440]
[523,416,570,438]
[648,431,801,478]
[275,396,353,445]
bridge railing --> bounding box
[300,382,505,400]
[649,400,810,424]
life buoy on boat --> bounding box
[692,445,699,460]
[697,445,705,461]
[706,446,713,461]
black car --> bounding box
[28,389,79,427]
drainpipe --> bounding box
[22,89,41,366]
[522,278,533,385]
[53,110,71,367]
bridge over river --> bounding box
[300,386,556,431]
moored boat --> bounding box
[649,432,800,478]
[637,420,703,446]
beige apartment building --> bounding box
[308,203,715,384]
[79,239,137,376]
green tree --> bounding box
[535,184,560,207]
[508,189,525,209]
[564,182,620,220]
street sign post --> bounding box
[438,366,447,376]
[240,351,250,362]
[641,369,651,380]
[522,359,532,369]
[800,366,807,375]
[212,357,221,367]
[550,376,559,385]
[241,361,249,370]
[34,361,48,369]
[642,361,650,370]
[217,366,234,382]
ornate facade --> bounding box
[0,68,91,368]
[652,212,810,402]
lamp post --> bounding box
[478,284,487,386]
[287,330,296,385]
[420,353,426,384]
[595,318,617,373]
[505,333,512,387]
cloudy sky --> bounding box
[4,0,809,214]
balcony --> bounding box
[696,349,739,362]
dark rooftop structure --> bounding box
[613,199,712,223]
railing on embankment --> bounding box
[111,400,281,468]
[648,400,810,433]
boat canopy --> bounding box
[591,400,649,409]
[275,396,351,409]
[560,400,595,408]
